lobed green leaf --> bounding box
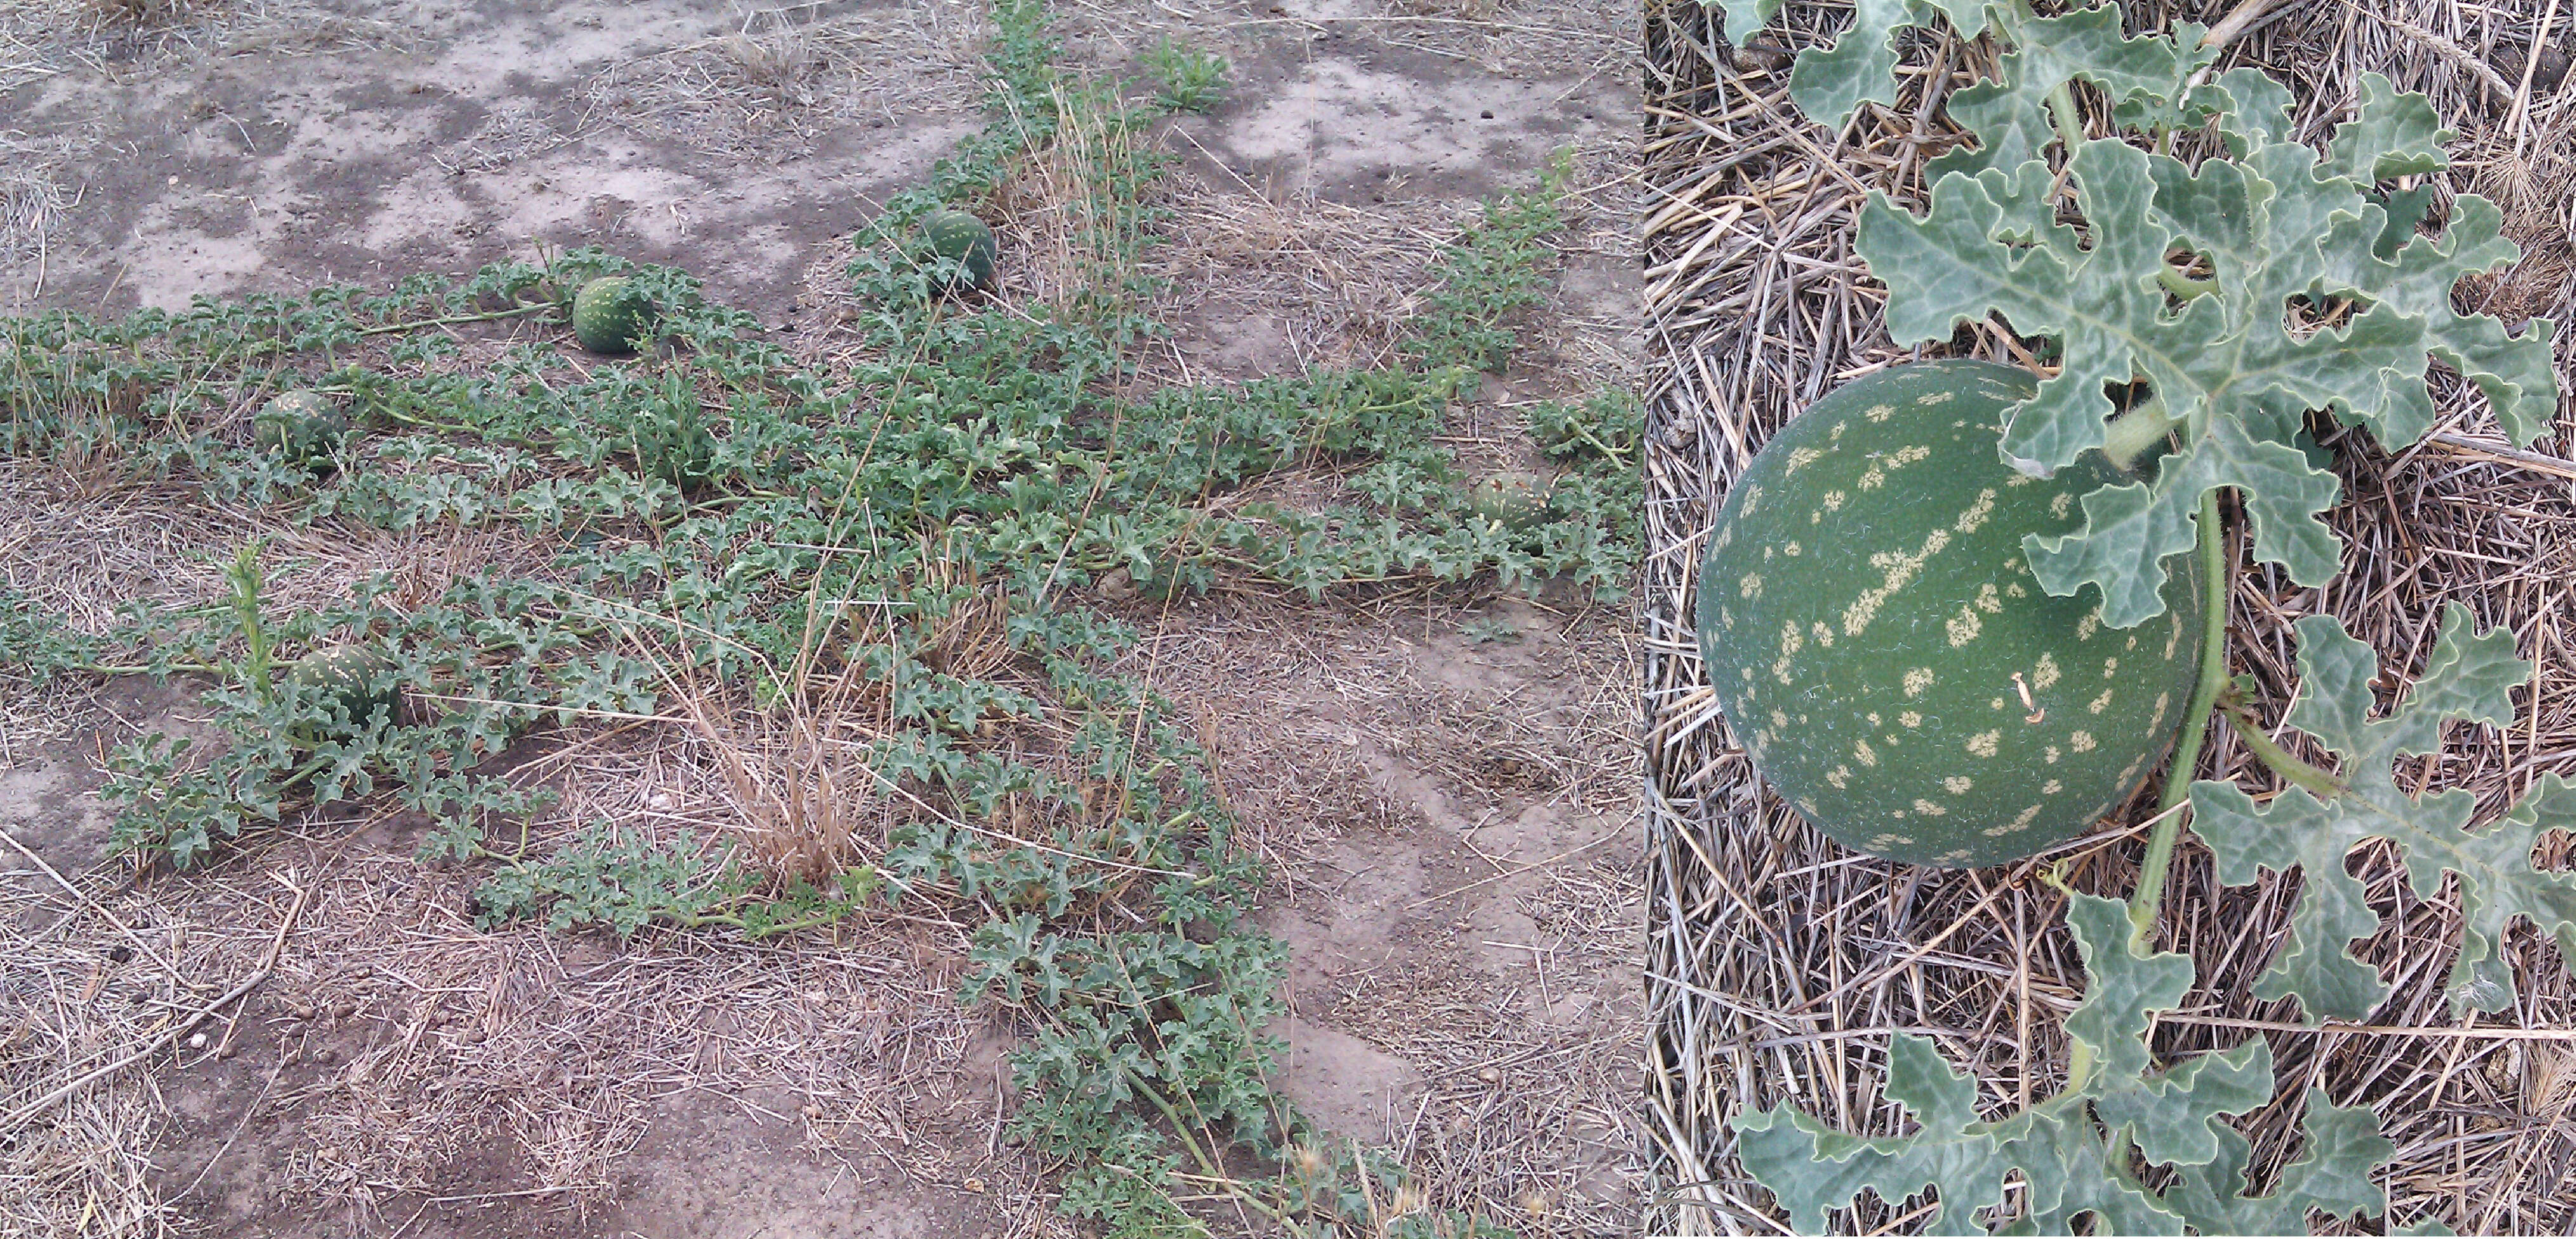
[2190,605,2576,1019]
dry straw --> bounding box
[1643,0,2576,1232]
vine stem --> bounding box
[353,302,553,337]
[2223,709,2348,798]
[2127,489,2230,951]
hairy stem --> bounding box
[2155,263,2218,301]
[2046,80,2087,157]
[2223,709,2348,798]
[2129,489,2230,950]
[2100,396,2178,472]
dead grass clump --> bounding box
[577,1,985,157]
[1643,0,2576,1233]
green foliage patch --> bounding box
[1,7,1619,1234]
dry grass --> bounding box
[1643,0,2576,1233]
[575,0,988,159]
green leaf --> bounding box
[1734,892,2394,1233]
[1789,0,1918,121]
[2167,1089,2401,1234]
[1862,65,2554,624]
[2190,605,2576,1019]
[2327,73,2453,182]
[1737,1034,2033,1234]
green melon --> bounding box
[921,209,997,291]
[285,643,398,734]
[1694,359,2202,868]
[1465,472,1548,529]
[572,276,654,354]
[253,389,348,467]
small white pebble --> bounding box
[187,1031,208,1050]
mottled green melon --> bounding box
[1694,359,2202,868]
[286,643,398,733]
[921,209,997,291]
[253,389,347,467]
[572,276,654,354]
[1465,472,1547,529]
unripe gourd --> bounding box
[1695,360,2200,868]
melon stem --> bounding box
[2128,488,2228,950]
[2100,397,2177,472]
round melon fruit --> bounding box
[286,643,398,736]
[921,209,997,291]
[1465,472,1548,529]
[254,388,348,467]
[572,276,654,354]
[1694,359,2202,868]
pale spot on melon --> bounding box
[2102,658,2119,678]
[1857,465,1886,491]
[1739,484,1763,516]
[2049,491,2074,519]
[1943,776,1973,795]
[1784,447,1824,474]
[1920,390,1955,406]
[1953,488,1999,534]
[1946,604,1983,647]
[1975,583,2002,614]
[1853,738,1877,767]
[1811,621,1834,648]
[1967,729,2001,758]
[1912,799,1948,816]
[2077,609,2101,642]
[1827,765,1852,789]
[2041,779,2062,795]
[2032,652,2061,691]
[1898,710,1922,728]
[1902,668,1935,696]
[1866,403,1896,423]
[1784,541,1801,557]
[2089,689,2113,715]
[1739,573,1763,600]
[2044,745,2061,764]
[1770,708,1790,730]
[2070,731,2097,753]
[1822,490,1846,512]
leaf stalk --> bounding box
[2129,489,2229,950]
[2222,708,2349,798]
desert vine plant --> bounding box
[1692,0,2571,1231]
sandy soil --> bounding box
[1,0,1640,1235]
